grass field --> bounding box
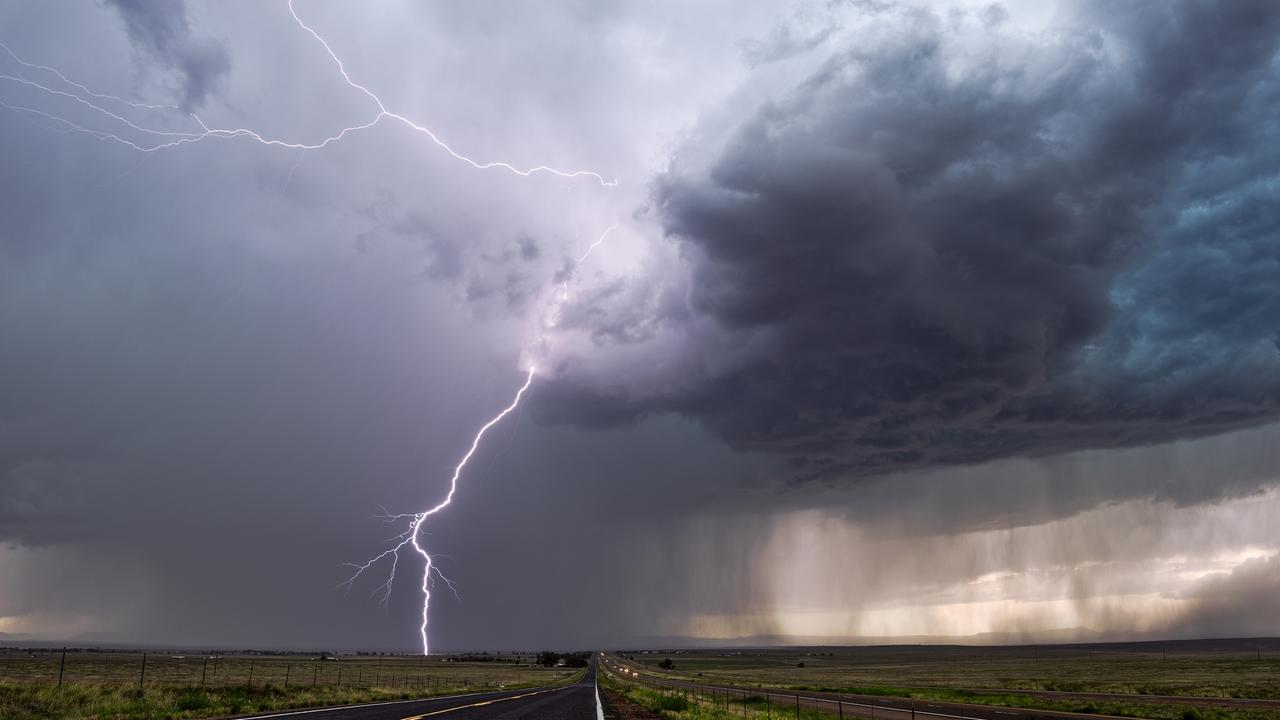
[623,640,1280,700]
[601,667,832,720]
[0,649,580,720]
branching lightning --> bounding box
[0,0,616,186]
[338,217,621,654]
[339,367,535,654]
[1,1,620,654]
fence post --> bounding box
[201,657,208,688]
[337,664,342,687]
[313,662,318,687]
[839,693,843,720]
[912,698,916,720]
[285,664,291,687]
[58,647,66,688]
[139,653,147,691]
[795,693,800,720]
[247,661,255,688]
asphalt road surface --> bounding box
[242,662,601,720]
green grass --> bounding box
[1,683,440,720]
[624,645,1280,700]
[604,667,840,720]
[845,687,1279,720]
[0,655,580,720]
[610,645,1280,720]
[606,676,1280,720]
[605,682,834,720]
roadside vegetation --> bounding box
[608,642,1280,720]
[602,671,832,720]
[603,672,1280,720]
[0,651,580,720]
[621,643,1280,700]
[1,683,444,720]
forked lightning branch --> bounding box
[0,0,616,654]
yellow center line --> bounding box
[400,686,570,719]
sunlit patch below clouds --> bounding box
[674,488,1280,642]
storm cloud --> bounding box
[543,0,1280,479]
[1,0,1278,650]
[106,0,228,109]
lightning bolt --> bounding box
[335,366,535,655]
[559,224,619,301]
[341,216,620,654]
[2,1,620,655]
[0,2,616,186]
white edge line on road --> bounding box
[593,653,604,717]
[239,686,542,720]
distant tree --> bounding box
[659,658,675,670]
[797,662,805,668]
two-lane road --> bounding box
[243,662,602,720]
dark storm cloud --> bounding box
[2,0,1278,650]
[544,0,1280,479]
[105,0,228,109]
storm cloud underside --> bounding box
[542,0,1280,479]
[1,0,1279,648]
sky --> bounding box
[1,0,1278,651]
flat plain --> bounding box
[622,639,1280,699]
[0,649,580,720]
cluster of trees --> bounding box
[450,654,518,663]
[536,651,591,668]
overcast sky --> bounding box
[1,0,1278,651]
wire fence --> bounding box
[0,648,541,692]
[603,657,1019,720]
